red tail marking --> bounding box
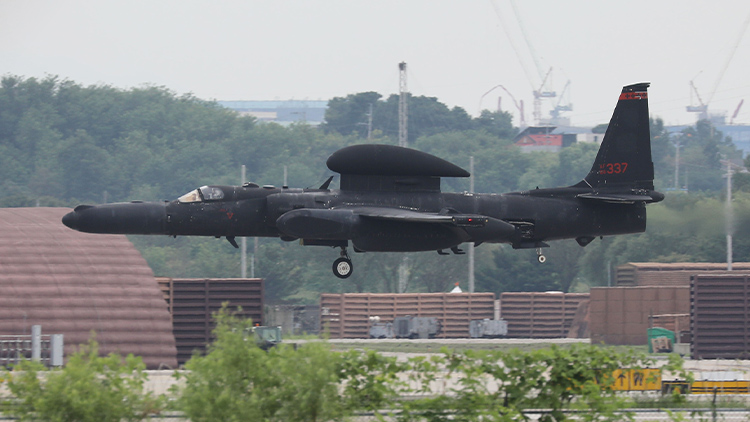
[619,92,648,100]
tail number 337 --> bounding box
[598,162,628,174]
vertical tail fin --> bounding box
[580,82,654,191]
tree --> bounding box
[552,142,599,187]
[375,94,474,142]
[323,91,502,144]
[55,130,113,202]
[409,250,469,293]
[321,91,381,138]
[473,109,516,139]
[476,245,562,294]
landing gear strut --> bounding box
[333,246,354,279]
[536,248,546,263]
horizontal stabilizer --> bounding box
[577,192,663,204]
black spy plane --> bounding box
[63,82,664,279]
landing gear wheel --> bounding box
[333,257,353,279]
[536,247,546,263]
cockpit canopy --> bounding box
[177,186,225,203]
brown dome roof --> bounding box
[0,207,177,369]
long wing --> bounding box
[275,206,516,244]
[346,206,487,227]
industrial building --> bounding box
[218,100,327,125]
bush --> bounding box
[2,339,163,422]
[174,308,683,422]
[174,308,353,422]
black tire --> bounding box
[333,257,353,279]
[538,254,546,263]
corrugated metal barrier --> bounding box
[320,293,495,339]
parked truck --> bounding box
[469,319,508,338]
[393,316,442,339]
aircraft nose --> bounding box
[62,210,79,230]
[61,202,168,234]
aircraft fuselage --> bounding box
[64,185,646,253]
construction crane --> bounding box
[686,11,750,122]
[532,67,556,125]
[479,84,526,127]
[686,77,708,119]
[550,80,573,121]
[490,0,572,125]
[730,100,744,125]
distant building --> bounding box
[513,126,583,153]
[218,100,328,126]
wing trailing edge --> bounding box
[577,191,665,204]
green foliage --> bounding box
[658,119,742,191]
[553,142,599,187]
[323,92,514,144]
[2,339,162,422]
[174,308,349,422]
[175,311,670,421]
[396,344,662,422]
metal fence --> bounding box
[0,325,63,368]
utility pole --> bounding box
[726,159,734,270]
[468,156,475,293]
[367,103,373,139]
[674,142,680,189]
[357,103,374,139]
[398,61,409,292]
[398,62,408,147]
[241,165,247,278]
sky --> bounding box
[3,0,750,128]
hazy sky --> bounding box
[3,0,750,128]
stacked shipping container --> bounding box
[320,293,495,338]
[616,263,750,286]
[589,286,690,345]
[499,292,588,338]
[157,278,263,365]
[691,274,750,359]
